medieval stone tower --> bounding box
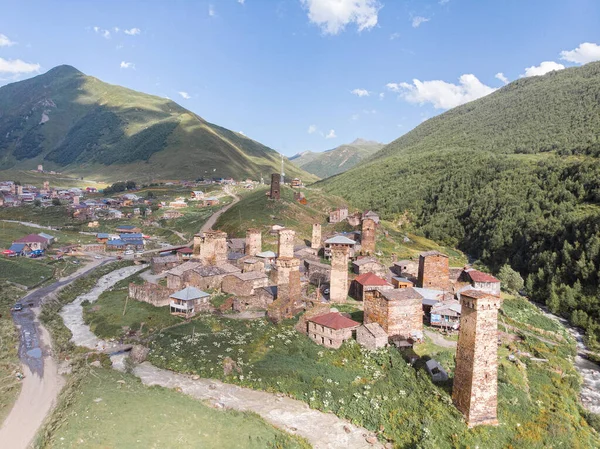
[277,228,295,259]
[198,230,228,265]
[311,223,321,250]
[270,173,281,200]
[245,228,262,256]
[417,250,450,290]
[361,218,377,255]
[268,229,301,323]
[453,289,502,427]
[330,244,350,303]
[43,181,49,191]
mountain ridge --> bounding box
[0,65,315,183]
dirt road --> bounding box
[0,258,113,449]
[200,187,240,232]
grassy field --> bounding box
[0,205,77,228]
[0,282,25,423]
[0,257,55,287]
[0,219,96,248]
[142,296,599,448]
[38,367,309,449]
[0,170,105,189]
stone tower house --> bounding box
[453,289,502,427]
[311,223,321,249]
[417,251,450,290]
[330,244,350,303]
[361,218,377,255]
[277,229,295,258]
[270,173,281,200]
[43,181,49,191]
[197,230,228,265]
[245,228,262,256]
[364,288,423,339]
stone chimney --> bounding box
[311,223,321,250]
[245,228,262,256]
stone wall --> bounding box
[361,218,377,255]
[304,259,331,285]
[452,291,502,427]
[307,322,352,349]
[222,272,269,297]
[129,282,174,307]
[186,271,225,291]
[245,228,262,256]
[151,256,179,275]
[330,244,350,303]
[418,252,450,290]
[277,229,296,258]
[311,223,322,249]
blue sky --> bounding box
[1,0,600,156]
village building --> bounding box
[194,230,228,265]
[95,233,110,244]
[352,257,386,277]
[361,218,377,255]
[13,234,49,251]
[166,261,202,290]
[176,247,194,261]
[163,210,183,220]
[329,243,351,303]
[430,299,462,329]
[203,197,220,206]
[277,228,296,259]
[392,259,419,278]
[222,271,270,302]
[304,259,331,285]
[129,282,174,307]
[38,232,55,245]
[228,237,246,255]
[6,242,32,256]
[307,312,360,349]
[169,286,211,317]
[242,257,265,273]
[116,225,141,234]
[417,251,450,291]
[461,269,501,296]
[453,290,502,427]
[362,210,380,224]
[290,178,302,188]
[190,191,204,200]
[356,322,388,350]
[391,276,414,289]
[324,235,356,259]
[169,198,187,208]
[364,287,424,340]
[347,212,362,227]
[187,263,241,291]
[151,255,180,274]
[269,173,281,200]
[329,207,348,223]
[351,272,393,301]
[255,250,276,270]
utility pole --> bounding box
[280,154,285,185]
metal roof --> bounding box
[324,236,356,245]
[170,286,210,301]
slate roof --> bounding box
[382,287,423,302]
[256,250,276,258]
[227,271,268,281]
[193,263,240,277]
[167,261,202,276]
[324,236,356,245]
[354,272,390,286]
[353,257,378,266]
[392,276,414,284]
[460,289,496,299]
[309,312,360,330]
[419,250,448,258]
[170,286,210,301]
[361,322,388,338]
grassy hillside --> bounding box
[320,61,600,349]
[0,65,315,183]
[290,138,384,179]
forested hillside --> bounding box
[290,139,384,178]
[0,65,313,182]
[321,62,600,349]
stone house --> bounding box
[169,286,211,317]
[228,238,246,254]
[242,257,265,273]
[324,235,356,259]
[222,271,269,297]
[166,261,202,290]
[356,323,388,350]
[328,207,348,223]
[151,255,180,274]
[187,263,241,291]
[176,247,194,261]
[129,282,174,307]
[364,288,424,339]
[304,259,331,286]
[190,191,204,200]
[203,197,220,206]
[307,312,360,349]
[392,259,419,278]
[461,269,501,296]
[352,257,386,277]
[417,251,450,290]
[351,272,393,301]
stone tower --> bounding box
[245,228,262,256]
[198,230,228,265]
[311,223,321,250]
[73,195,80,206]
[417,251,450,290]
[17,185,23,196]
[330,244,350,303]
[193,233,203,256]
[43,181,49,191]
[277,229,295,259]
[270,173,281,200]
[361,218,376,255]
[453,290,502,427]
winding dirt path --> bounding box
[200,187,240,232]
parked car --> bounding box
[94,255,102,259]
[12,303,23,312]
[124,250,134,255]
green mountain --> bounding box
[0,65,314,183]
[290,138,384,179]
[321,61,600,348]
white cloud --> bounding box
[0,57,41,74]
[388,74,496,110]
[362,109,376,114]
[439,0,450,4]
[124,27,141,36]
[351,88,369,97]
[0,34,16,47]
[325,129,337,139]
[120,61,135,69]
[350,114,359,121]
[93,26,100,33]
[238,0,245,3]
[307,124,317,134]
[379,92,384,99]
[301,0,381,35]
[209,4,216,16]
[521,61,565,77]
[102,30,111,39]
[238,130,246,135]
[389,32,400,40]
[495,72,509,84]
[178,91,191,99]
[560,42,600,65]
[114,27,120,33]
[411,16,430,28]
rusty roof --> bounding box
[355,272,390,286]
[465,269,500,283]
[309,312,360,330]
